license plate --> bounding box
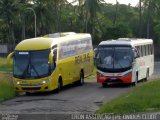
[28,90,36,93]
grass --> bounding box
[0,73,15,102]
[96,80,160,114]
[0,57,12,72]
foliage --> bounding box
[0,57,12,72]
[102,23,132,40]
[0,0,160,44]
[0,73,15,102]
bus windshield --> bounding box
[96,46,133,73]
[13,50,51,79]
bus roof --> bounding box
[99,38,153,47]
[15,33,91,51]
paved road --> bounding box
[0,80,131,113]
[0,80,133,120]
[0,63,159,120]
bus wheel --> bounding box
[55,78,62,93]
[78,71,84,86]
[144,70,149,82]
[133,75,138,86]
[102,83,108,88]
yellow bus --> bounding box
[7,32,94,93]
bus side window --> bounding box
[53,48,57,67]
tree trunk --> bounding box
[22,14,25,40]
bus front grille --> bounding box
[107,79,123,83]
[22,87,41,90]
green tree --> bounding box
[84,0,104,38]
[142,0,160,41]
[139,0,142,37]
[103,23,132,40]
[52,0,68,32]
[0,0,20,44]
[33,0,55,35]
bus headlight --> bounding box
[17,81,20,85]
[42,81,46,84]
[41,79,51,84]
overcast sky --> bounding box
[67,0,139,7]
[105,0,139,6]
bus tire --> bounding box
[144,69,149,82]
[55,77,63,93]
[133,75,138,86]
[102,83,108,87]
[78,71,84,86]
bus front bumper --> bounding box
[97,72,132,84]
[14,79,57,93]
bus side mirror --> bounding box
[134,52,137,58]
[49,48,57,65]
[94,48,97,58]
[94,56,99,66]
[49,52,53,65]
[133,49,139,59]
[52,48,57,67]
[53,48,57,60]
[94,48,98,66]
[7,52,14,64]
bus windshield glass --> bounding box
[13,50,51,79]
[96,46,133,72]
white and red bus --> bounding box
[95,38,154,87]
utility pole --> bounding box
[114,0,118,24]
[139,0,142,38]
[147,1,151,38]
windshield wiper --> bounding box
[21,64,29,78]
[30,64,39,76]
[21,64,39,78]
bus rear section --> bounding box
[95,38,154,87]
